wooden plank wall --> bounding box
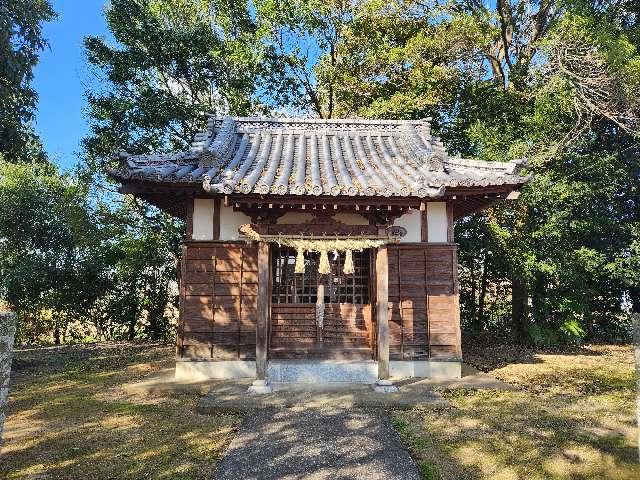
[271,304,317,348]
[387,244,462,361]
[177,241,462,362]
[270,303,373,359]
[324,304,372,348]
[178,241,258,360]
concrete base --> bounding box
[247,379,272,395]
[174,359,461,382]
[373,379,399,393]
[390,360,461,379]
[175,360,256,381]
[268,360,378,383]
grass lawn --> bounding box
[1,343,240,479]
[1,341,638,480]
[393,343,640,480]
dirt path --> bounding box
[214,408,422,480]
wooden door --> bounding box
[269,246,373,360]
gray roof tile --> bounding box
[111,116,529,197]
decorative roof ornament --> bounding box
[506,158,528,174]
[198,117,236,168]
[400,123,445,172]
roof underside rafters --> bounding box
[118,181,512,221]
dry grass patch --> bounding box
[1,343,240,479]
[392,344,639,480]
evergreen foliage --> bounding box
[0,0,55,162]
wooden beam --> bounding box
[185,199,194,240]
[421,208,428,242]
[452,247,463,359]
[376,246,390,379]
[256,242,270,380]
[446,202,454,242]
[177,244,188,358]
[212,198,221,240]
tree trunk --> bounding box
[470,261,479,334]
[629,286,640,314]
[128,316,137,341]
[478,255,489,333]
[53,326,61,345]
[511,274,528,342]
[629,288,640,462]
[0,312,17,446]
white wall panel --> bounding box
[393,209,421,243]
[427,202,448,242]
[192,198,214,240]
[219,203,252,240]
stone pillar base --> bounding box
[247,379,272,395]
[373,379,399,393]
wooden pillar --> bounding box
[256,241,270,380]
[376,245,390,379]
[420,207,428,242]
[212,198,221,240]
[185,198,194,240]
[446,202,455,243]
[177,244,188,359]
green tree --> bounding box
[90,200,182,341]
[290,0,640,342]
[83,0,261,170]
[0,160,110,343]
[82,0,263,341]
[0,0,55,162]
[254,0,360,118]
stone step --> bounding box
[267,359,378,383]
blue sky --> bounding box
[33,0,111,170]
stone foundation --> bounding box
[174,360,256,381]
[389,360,461,379]
[175,359,461,382]
[1,312,17,445]
[268,360,378,383]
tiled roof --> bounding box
[110,116,529,197]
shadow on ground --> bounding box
[215,408,422,480]
[2,343,239,480]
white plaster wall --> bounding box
[219,203,252,240]
[427,202,448,242]
[276,212,315,224]
[192,198,214,240]
[393,209,421,243]
[332,212,369,225]
[275,212,369,225]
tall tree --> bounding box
[84,0,261,169]
[0,160,110,343]
[318,0,640,342]
[255,0,360,118]
[0,0,55,162]
[82,0,264,341]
